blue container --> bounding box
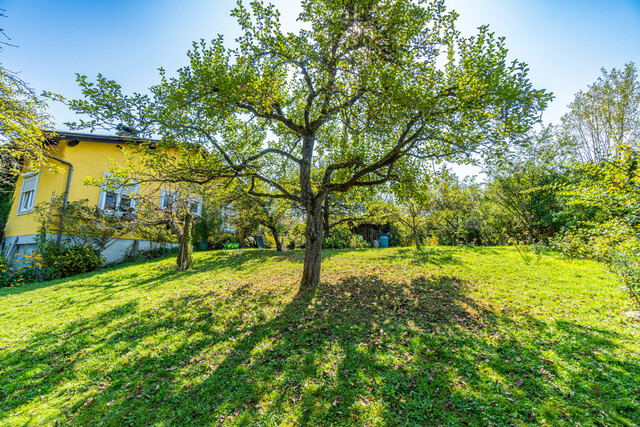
[380,235,389,248]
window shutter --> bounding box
[17,173,39,213]
[97,172,110,210]
[159,189,168,209]
[129,183,139,211]
[22,175,37,192]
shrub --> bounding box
[0,255,20,288]
[425,236,438,246]
[209,232,237,250]
[0,251,49,288]
[33,235,104,280]
[609,247,640,308]
[121,243,177,264]
[323,224,371,249]
[39,242,104,280]
[264,234,276,249]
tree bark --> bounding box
[301,204,323,290]
[412,216,421,251]
[176,212,193,271]
[527,229,534,245]
[322,197,331,238]
[453,215,459,246]
[269,225,283,251]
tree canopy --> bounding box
[58,0,550,289]
[560,62,640,163]
[0,21,51,187]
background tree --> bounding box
[321,189,379,239]
[84,145,223,271]
[57,0,550,290]
[388,169,435,250]
[430,170,479,246]
[227,183,289,251]
[484,126,570,244]
[554,143,640,308]
[0,178,14,239]
[559,62,640,163]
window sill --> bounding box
[16,209,35,216]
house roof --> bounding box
[45,130,160,145]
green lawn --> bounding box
[1,247,638,426]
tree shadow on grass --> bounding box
[0,249,307,304]
[1,272,639,426]
[385,247,465,267]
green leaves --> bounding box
[560,62,640,163]
[54,0,551,286]
[0,66,51,184]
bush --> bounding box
[39,242,104,280]
[209,232,237,250]
[0,240,104,287]
[609,247,640,308]
[264,234,276,249]
[121,243,177,264]
[425,236,438,246]
[323,224,371,249]
[0,251,47,288]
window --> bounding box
[17,173,39,215]
[159,190,202,216]
[159,189,178,211]
[98,174,138,217]
[189,196,203,216]
[220,206,237,233]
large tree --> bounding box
[57,0,549,290]
[560,62,640,163]
[0,15,51,186]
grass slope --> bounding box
[0,247,639,426]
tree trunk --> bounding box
[301,205,323,290]
[527,229,534,245]
[411,216,421,251]
[453,216,459,246]
[269,225,283,251]
[413,229,421,251]
[176,212,193,271]
[322,197,331,238]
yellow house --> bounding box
[3,131,193,262]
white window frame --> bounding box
[220,205,238,233]
[16,172,40,215]
[188,196,203,216]
[159,189,179,211]
[98,173,139,217]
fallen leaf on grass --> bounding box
[514,379,524,387]
[539,367,552,379]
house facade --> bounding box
[3,131,232,263]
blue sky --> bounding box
[1,0,639,130]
